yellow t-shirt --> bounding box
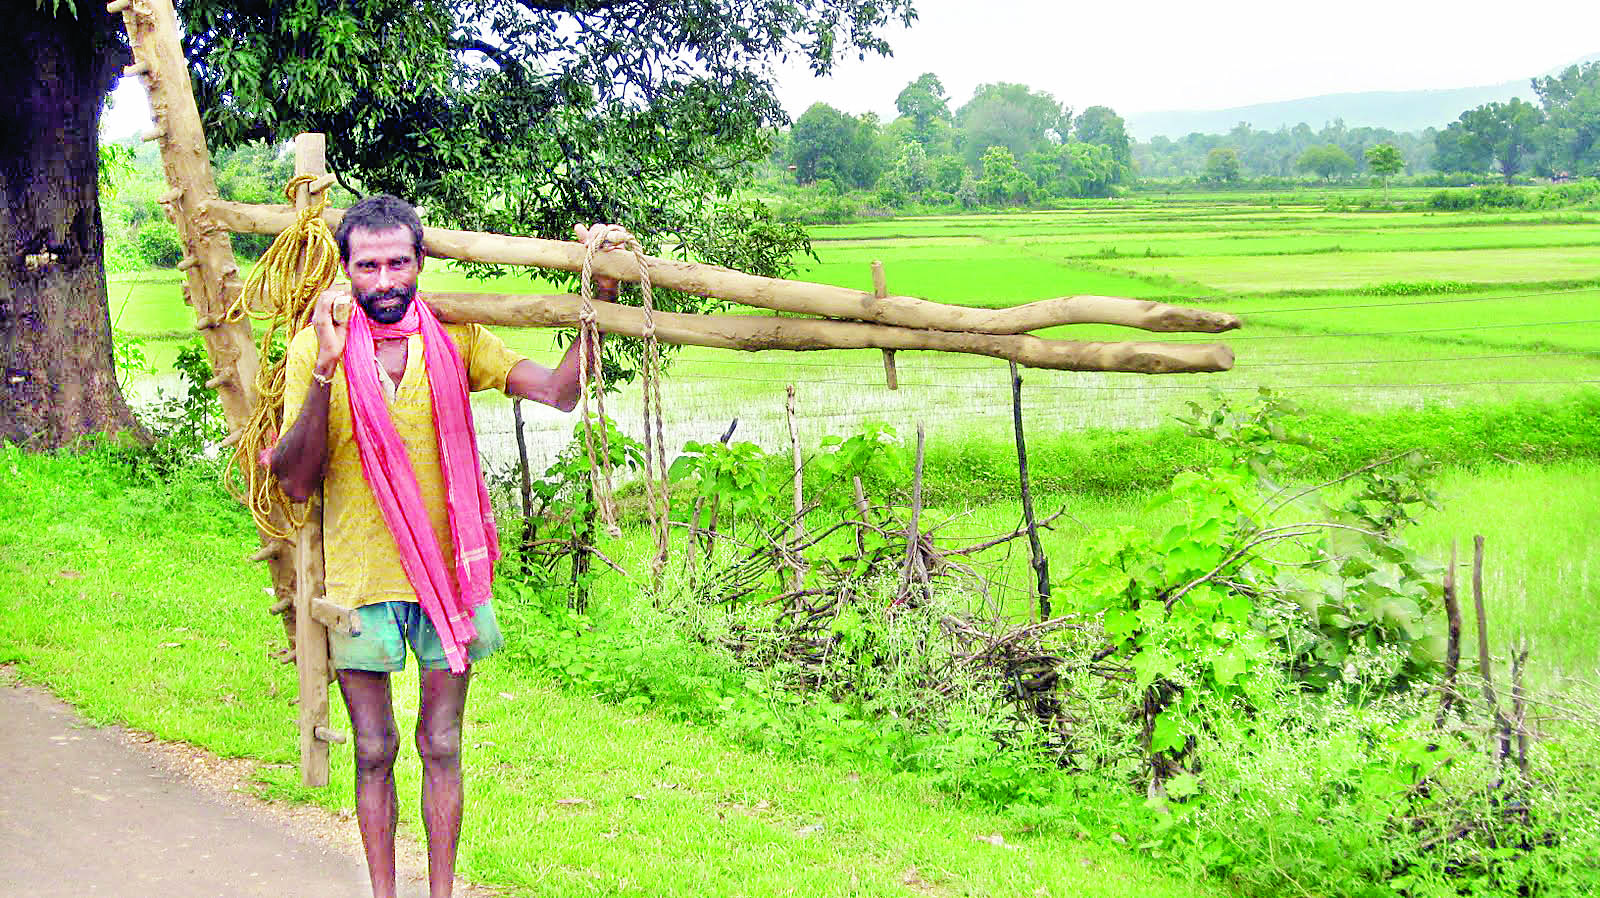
[282,320,526,610]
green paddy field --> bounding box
[113,194,1600,438]
[110,191,1600,671]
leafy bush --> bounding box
[496,397,1600,896]
[134,219,184,268]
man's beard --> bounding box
[356,284,416,325]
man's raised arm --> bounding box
[505,223,620,411]
[271,288,347,503]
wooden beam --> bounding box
[197,199,1241,336]
[309,597,358,638]
[423,292,1235,374]
[293,492,332,787]
[290,134,335,789]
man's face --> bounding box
[343,226,422,325]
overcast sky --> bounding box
[102,0,1600,139]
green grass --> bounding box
[0,445,1224,898]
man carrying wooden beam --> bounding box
[271,194,615,898]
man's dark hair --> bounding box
[334,194,425,262]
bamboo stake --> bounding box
[199,199,1241,336]
[1436,540,1461,729]
[423,292,1234,374]
[851,477,870,559]
[511,398,536,575]
[1510,638,1530,776]
[786,384,806,591]
[901,425,930,604]
[1009,361,1051,621]
[1470,535,1513,764]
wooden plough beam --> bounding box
[110,0,1241,789]
[202,199,1240,374]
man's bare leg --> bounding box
[417,666,470,898]
[338,670,400,898]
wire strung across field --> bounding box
[675,349,1600,374]
[670,373,1600,393]
[1241,284,1600,315]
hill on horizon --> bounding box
[1127,54,1599,140]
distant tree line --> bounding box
[1434,62,1600,182]
[1137,61,1600,186]
[1136,121,1432,183]
[770,74,1134,208]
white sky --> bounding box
[102,0,1600,140]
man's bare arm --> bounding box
[509,223,621,411]
[505,295,608,412]
[271,288,348,502]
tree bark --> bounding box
[0,4,142,448]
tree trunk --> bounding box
[0,4,142,448]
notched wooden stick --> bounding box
[200,199,1243,336]
[426,292,1235,374]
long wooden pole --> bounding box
[290,135,335,789]
[111,0,303,662]
[112,0,256,426]
[424,292,1234,374]
[198,199,1241,336]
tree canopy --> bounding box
[895,72,951,135]
[181,0,915,261]
[954,82,1071,168]
[1445,99,1544,184]
[1533,61,1600,178]
[1296,144,1357,181]
[789,103,885,188]
[1073,106,1132,170]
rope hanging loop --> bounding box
[577,224,671,577]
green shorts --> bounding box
[330,601,504,672]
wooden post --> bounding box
[1009,361,1051,620]
[110,0,257,426]
[291,134,335,788]
[871,261,898,390]
[1470,535,1513,764]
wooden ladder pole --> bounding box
[111,0,256,420]
[291,133,336,789]
[111,0,304,713]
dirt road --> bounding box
[0,674,481,898]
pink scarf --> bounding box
[343,298,499,673]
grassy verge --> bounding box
[0,444,1224,898]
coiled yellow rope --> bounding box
[224,175,341,538]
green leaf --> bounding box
[1211,645,1248,685]
[1165,772,1201,799]
[1220,592,1252,622]
[1150,711,1185,753]
[1103,607,1138,639]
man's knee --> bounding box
[354,727,400,773]
[415,721,462,768]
